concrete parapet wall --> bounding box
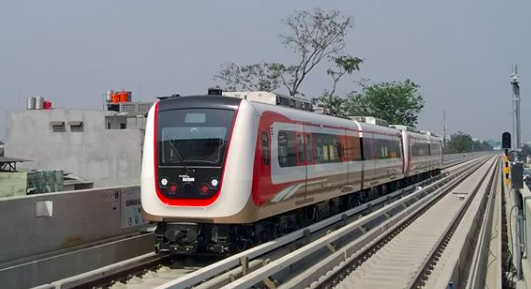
[521,185,531,273]
[0,185,146,265]
[443,151,493,163]
[0,234,153,289]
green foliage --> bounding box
[522,144,531,155]
[341,80,425,126]
[215,62,285,92]
[520,144,531,160]
[311,94,348,116]
[445,131,493,153]
[312,55,363,115]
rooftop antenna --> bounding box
[511,65,521,150]
[442,109,448,148]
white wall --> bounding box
[5,109,143,187]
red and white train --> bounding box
[141,90,443,254]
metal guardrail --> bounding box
[224,158,488,289]
[150,157,486,289]
[464,157,501,289]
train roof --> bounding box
[248,99,401,136]
[156,93,437,139]
[157,95,241,112]
[222,91,313,112]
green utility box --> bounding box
[0,172,28,198]
[0,170,64,198]
[27,170,64,194]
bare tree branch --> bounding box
[214,9,353,97]
[279,8,352,95]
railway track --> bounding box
[213,156,494,289]
[328,157,498,289]
[33,156,489,289]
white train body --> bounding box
[141,94,442,225]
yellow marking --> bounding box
[504,167,509,174]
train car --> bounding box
[356,119,404,192]
[141,90,439,254]
[426,133,443,173]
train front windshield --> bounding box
[158,109,235,167]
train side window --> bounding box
[346,136,361,161]
[311,133,345,163]
[278,131,297,167]
[392,139,401,159]
[336,139,343,160]
[379,140,384,159]
[356,137,362,161]
[376,139,386,159]
[328,137,336,161]
[278,96,290,106]
[297,134,305,163]
[306,134,313,162]
[362,137,374,160]
[262,132,269,165]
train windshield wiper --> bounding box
[168,140,193,174]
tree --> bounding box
[279,8,352,96]
[444,132,493,153]
[520,144,531,160]
[342,80,425,126]
[312,55,363,115]
[215,62,284,92]
[522,144,531,156]
[445,131,474,153]
[216,8,353,96]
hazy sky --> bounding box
[1,0,530,141]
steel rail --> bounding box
[215,157,489,289]
[407,157,498,289]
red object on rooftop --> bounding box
[43,100,52,110]
[109,91,132,104]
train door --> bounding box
[353,133,363,191]
[344,130,362,193]
[341,130,350,190]
[303,126,314,202]
[294,122,310,204]
[362,133,376,189]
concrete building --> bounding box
[5,106,151,187]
